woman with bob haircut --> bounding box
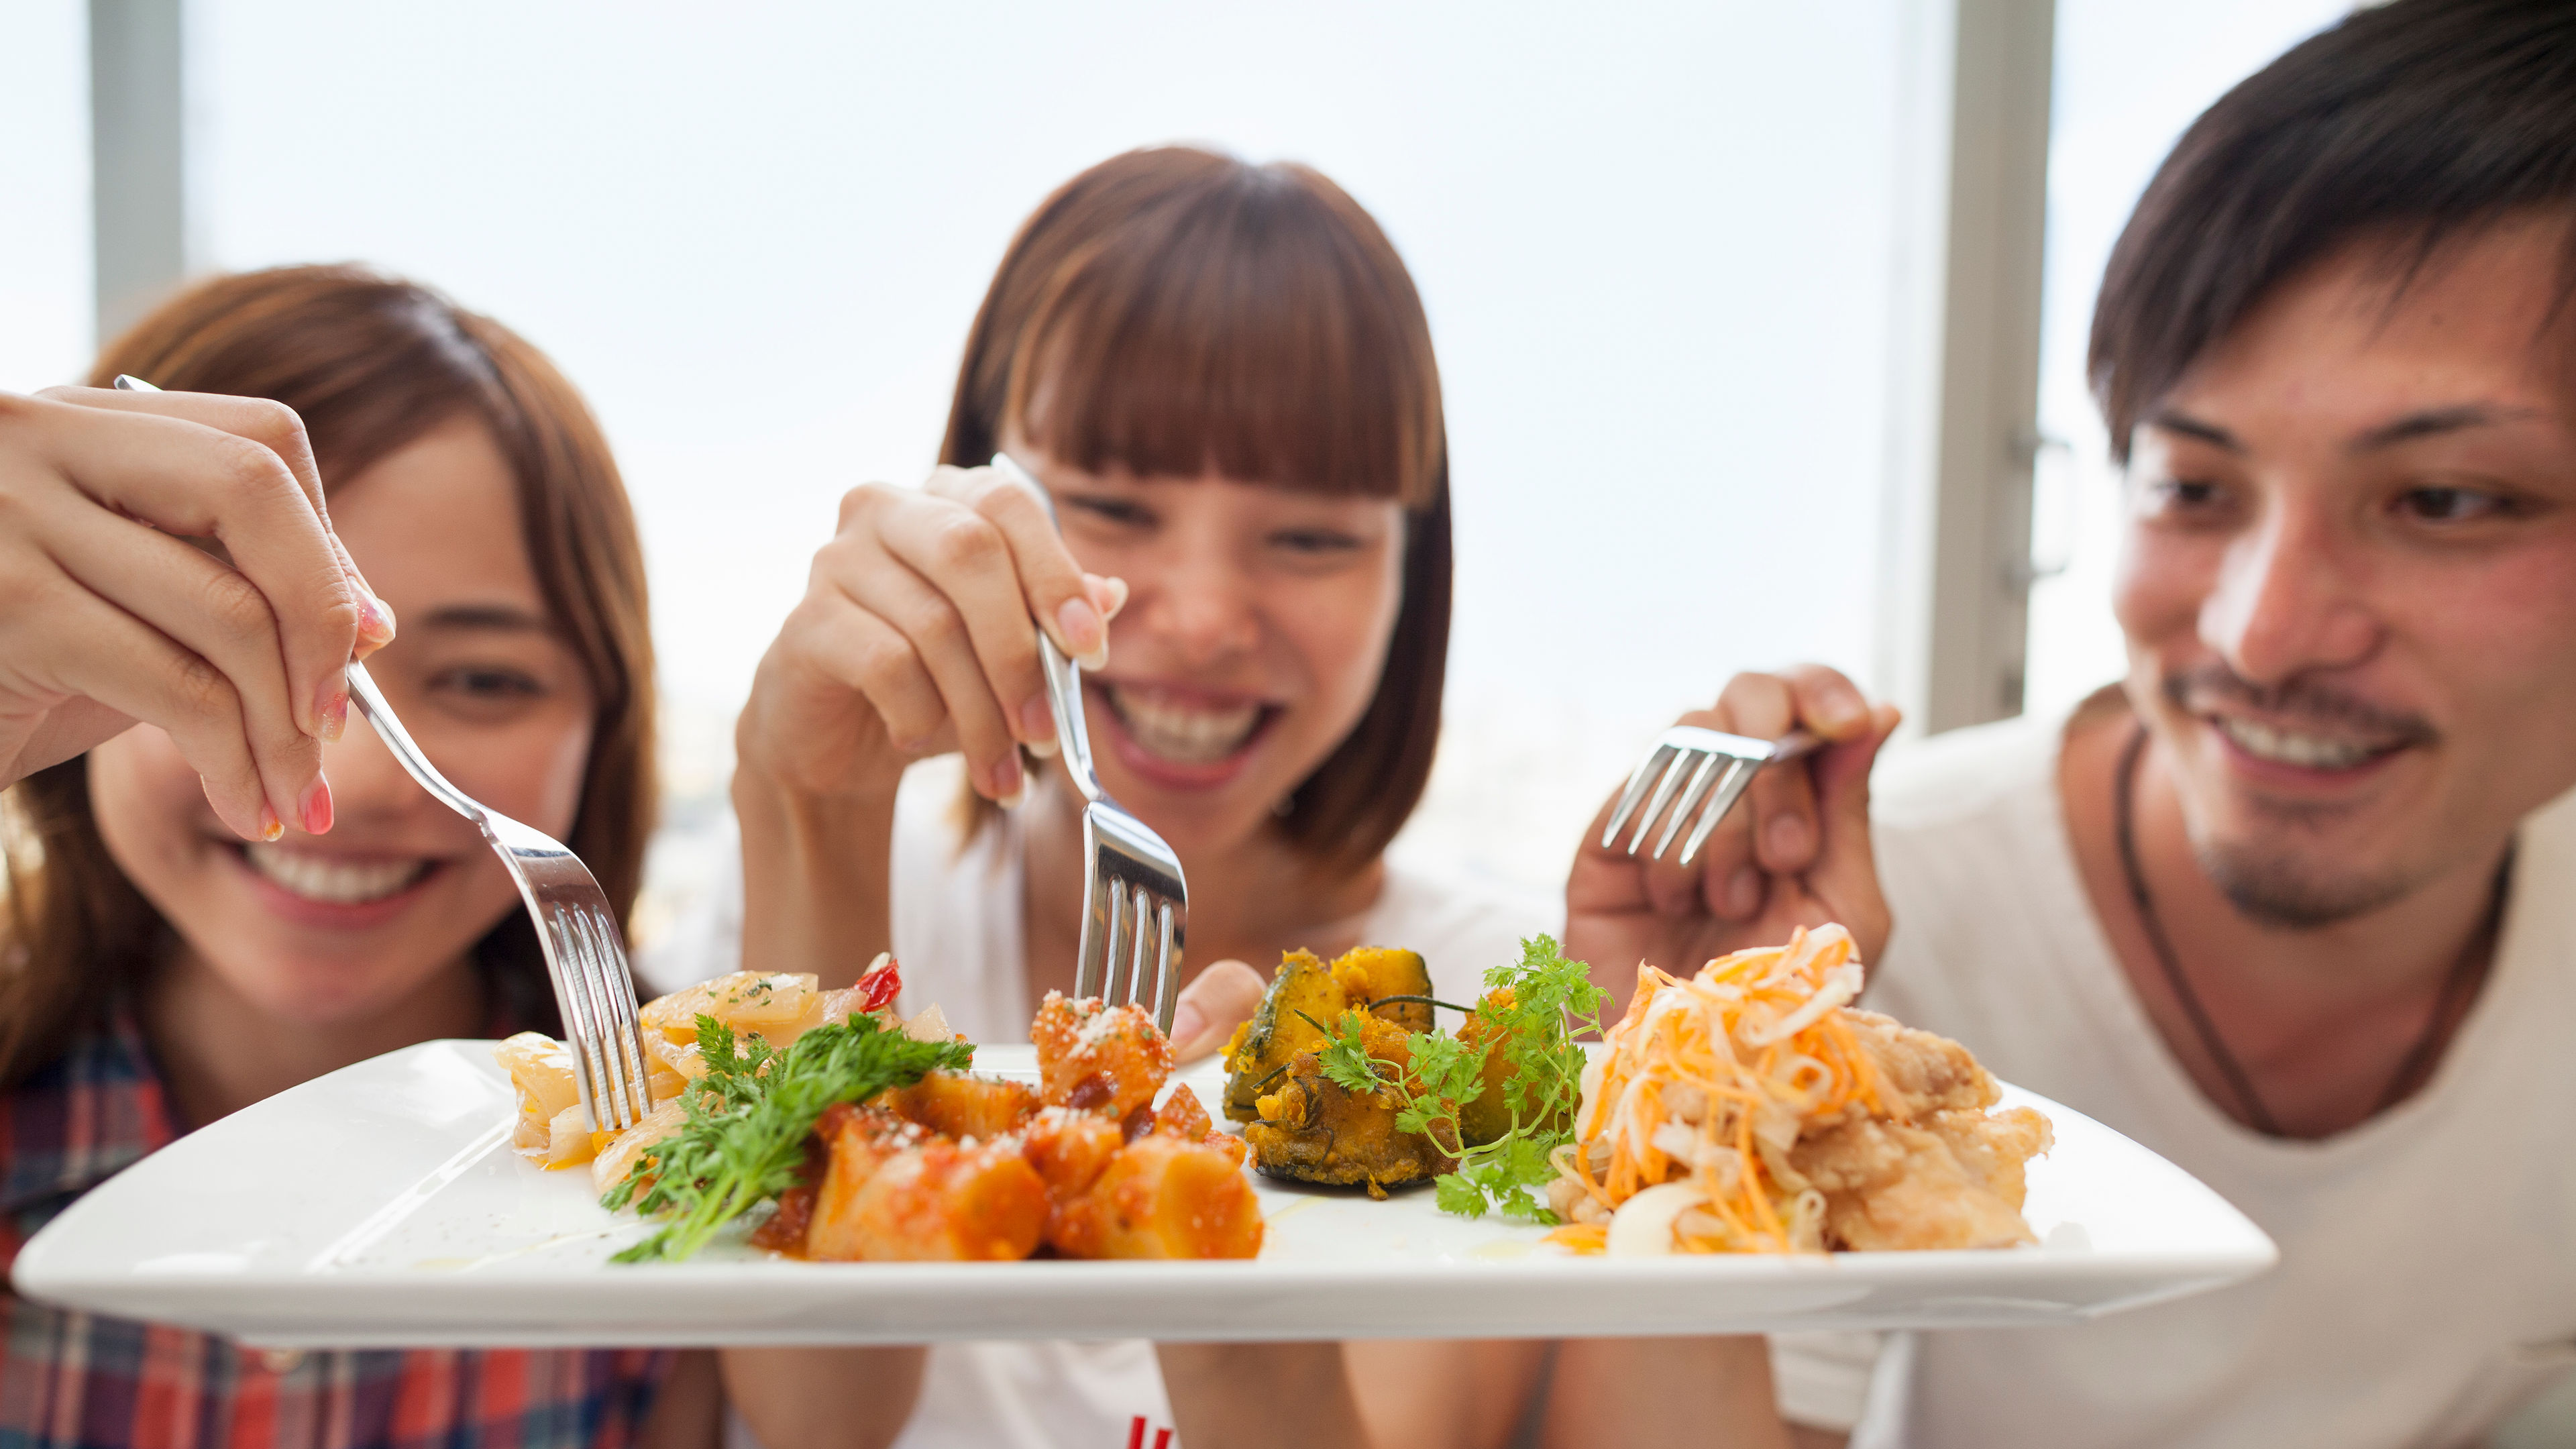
[0,266,716,1449]
[698,146,1559,1448]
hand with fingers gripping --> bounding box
[0,386,392,841]
[737,464,1128,809]
[1566,665,1902,1016]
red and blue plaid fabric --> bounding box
[1,1018,672,1449]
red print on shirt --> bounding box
[1126,1415,1174,1449]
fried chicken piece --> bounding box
[1842,1010,2001,1119]
[806,1106,1048,1261]
[887,1069,1040,1140]
[1788,1105,2053,1251]
[1032,992,1173,1120]
[1143,1083,1248,1167]
[1016,1104,1126,1244]
[1049,1135,1265,1260]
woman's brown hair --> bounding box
[0,264,655,1085]
[943,146,1451,878]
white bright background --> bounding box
[7,1,1915,926]
[0,0,2369,918]
[2021,0,2352,716]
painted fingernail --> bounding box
[1726,867,1760,916]
[299,774,334,835]
[1020,693,1057,750]
[992,754,1026,808]
[1057,597,1107,670]
[258,805,284,843]
[317,682,350,743]
[1170,1000,1208,1048]
[1766,814,1810,862]
[356,592,397,645]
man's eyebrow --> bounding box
[2143,410,2242,452]
[415,603,552,633]
[2350,404,2540,453]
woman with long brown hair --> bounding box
[697,146,1555,1448]
[0,266,714,1449]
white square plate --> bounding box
[11,1040,2275,1346]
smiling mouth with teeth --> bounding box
[242,843,431,906]
[1098,683,1271,765]
[2210,714,2402,771]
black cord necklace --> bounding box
[2111,724,2497,1138]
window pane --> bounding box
[2023,0,2349,719]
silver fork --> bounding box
[1601,727,1825,868]
[989,453,1190,1034]
[346,661,655,1132]
[113,370,653,1126]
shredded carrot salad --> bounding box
[1545,924,1886,1255]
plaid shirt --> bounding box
[1,1018,672,1449]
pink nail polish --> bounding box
[992,755,1026,808]
[356,593,396,645]
[1057,597,1106,667]
[299,775,333,836]
[1020,693,1057,745]
[317,685,350,743]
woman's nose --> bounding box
[2199,505,2382,685]
[1131,559,1261,665]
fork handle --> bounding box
[1768,729,1824,763]
[345,661,489,827]
[991,453,1106,804]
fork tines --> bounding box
[347,655,654,1137]
[1601,727,1821,869]
[1076,808,1188,1036]
[544,897,655,1132]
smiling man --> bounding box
[1564,3,2576,1444]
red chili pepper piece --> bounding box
[857,957,902,1012]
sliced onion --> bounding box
[1607,1181,1707,1256]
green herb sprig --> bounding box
[605,1013,972,1263]
[1314,935,1605,1223]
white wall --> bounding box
[160,1,1912,910]
[0,1,93,390]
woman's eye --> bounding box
[1064,496,1154,529]
[2396,486,2508,523]
[431,665,543,702]
[1271,528,1362,555]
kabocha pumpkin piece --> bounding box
[1032,992,1171,1120]
[1221,946,1435,1122]
[1221,950,1340,1122]
[1244,1014,1446,1197]
[1452,987,1573,1148]
[1329,947,1436,1034]
[1049,1135,1266,1260]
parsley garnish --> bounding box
[1302,936,1604,1223]
[604,1012,971,1263]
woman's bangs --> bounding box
[1006,179,1442,510]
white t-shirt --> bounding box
[1775,702,2576,1448]
[657,761,1553,1449]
